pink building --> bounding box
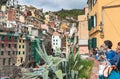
[78,7,89,55]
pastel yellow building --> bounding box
[16,35,26,66]
[44,15,50,24]
[87,0,120,50]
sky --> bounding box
[18,0,87,12]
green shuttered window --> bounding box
[88,38,97,49]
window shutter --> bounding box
[88,19,91,30]
[91,16,94,28]
[88,39,92,50]
[2,36,5,41]
[15,36,18,40]
[71,37,74,43]
[9,36,12,40]
[92,38,97,48]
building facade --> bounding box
[0,31,18,66]
[52,32,61,53]
[78,7,89,54]
[88,0,120,50]
[16,35,26,66]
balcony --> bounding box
[89,26,101,36]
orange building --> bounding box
[87,0,120,50]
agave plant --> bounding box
[21,38,91,79]
[22,38,67,79]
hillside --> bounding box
[54,9,84,20]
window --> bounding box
[8,58,11,65]
[8,51,10,55]
[14,44,17,48]
[2,36,5,41]
[94,14,97,27]
[19,40,21,43]
[2,44,4,48]
[23,51,25,54]
[19,45,21,48]
[19,51,21,55]
[53,43,55,45]
[56,40,58,41]
[9,36,12,41]
[15,37,18,40]
[3,58,6,65]
[1,51,4,55]
[16,51,18,55]
[29,43,31,45]
[93,0,97,5]
[22,45,24,48]
[56,43,57,45]
[20,35,22,38]
[21,57,23,63]
[8,44,11,48]
[23,40,24,43]
[88,39,92,50]
[92,38,97,49]
[13,51,15,55]
[89,0,92,11]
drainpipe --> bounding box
[87,13,90,56]
[102,7,104,33]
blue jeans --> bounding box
[99,75,104,79]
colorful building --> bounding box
[78,7,89,54]
[52,32,61,52]
[0,30,18,66]
[16,35,26,66]
[87,0,120,50]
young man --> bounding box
[102,42,120,79]
[98,40,116,79]
[101,40,116,61]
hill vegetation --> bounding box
[54,9,84,19]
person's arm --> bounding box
[107,51,116,61]
[109,55,118,65]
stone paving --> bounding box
[89,57,100,79]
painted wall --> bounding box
[78,7,89,54]
[16,37,26,66]
[88,0,120,50]
[79,46,89,54]
[0,35,18,66]
[52,35,61,50]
